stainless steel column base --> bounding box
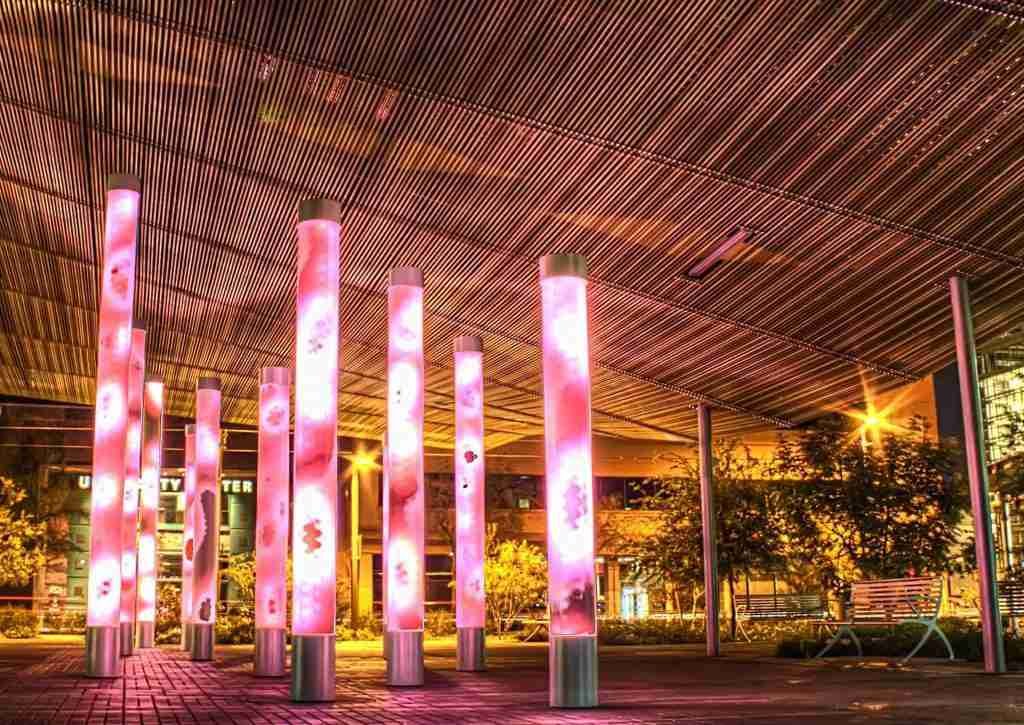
[549,635,598,708]
[136,621,155,649]
[254,627,287,677]
[291,634,336,702]
[386,629,423,686]
[190,622,214,661]
[181,622,193,652]
[457,627,486,671]
[119,621,135,656]
[85,625,122,678]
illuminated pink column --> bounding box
[119,324,145,656]
[135,374,163,648]
[85,174,140,678]
[454,336,486,671]
[540,254,597,708]
[191,378,222,661]
[290,199,341,702]
[255,367,290,677]
[385,267,425,687]
[180,424,196,651]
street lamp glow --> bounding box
[255,367,290,677]
[385,268,425,687]
[540,254,598,708]
[291,199,341,702]
[85,174,140,679]
[191,378,221,661]
[136,374,163,648]
[119,324,145,656]
[454,336,486,671]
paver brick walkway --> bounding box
[1,638,1023,723]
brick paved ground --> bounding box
[1,637,1023,724]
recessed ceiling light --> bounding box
[684,226,754,280]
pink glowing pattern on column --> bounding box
[192,379,222,626]
[256,368,290,631]
[454,337,485,629]
[136,375,163,625]
[540,255,596,637]
[181,425,196,628]
[86,175,140,628]
[385,268,425,633]
[291,199,341,636]
[120,326,145,627]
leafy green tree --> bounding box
[484,525,547,636]
[632,441,788,638]
[773,415,971,593]
[0,477,49,587]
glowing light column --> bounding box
[180,424,196,651]
[120,324,145,656]
[454,336,486,671]
[255,367,290,677]
[85,174,140,678]
[540,254,597,709]
[191,378,222,661]
[291,199,341,702]
[385,267,425,687]
[136,374,163,648]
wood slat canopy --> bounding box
[1,0,1023,448]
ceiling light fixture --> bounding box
[684,226,755,280]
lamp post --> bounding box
[85,174,140,679]
[136,374,163,648]
[120,324,145,656]
[539,254,598,708]
[291,199,341,702]
[385,267,425,687]
[191,378,222,661]
[950,274,1005,673]
[255,367,290,677]
[454,335,486,671]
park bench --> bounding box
[998,579,1024,620]
[814,576,953,663]
[734,592,828,642]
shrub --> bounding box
[425,611,456,638]
[775,617,1024,662]
[43,609,85,634]
[599,618,703,646]
[215,612,254,645]
[0,607,40,638]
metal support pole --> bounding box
[697,404,720,657]
[950,274,1005,674]
[351,469,360,629]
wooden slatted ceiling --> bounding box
[1,0,1023,447]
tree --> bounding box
[484,525,547,636]
[0,477,49,587]
[631,441,788,637]
[773,415,971,593]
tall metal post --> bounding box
[697,404,720,657]
[950,274,1005,674]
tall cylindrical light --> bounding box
[385,267,425,687]
[136,374,163,648]
[180,424,196,651]
[539,254,597,708]
[85,173,140,678]
[191,378,222,661]
[119,324,145,656]
[291,199,341,702]
[255,367,290,677]
[454,335,486,671]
